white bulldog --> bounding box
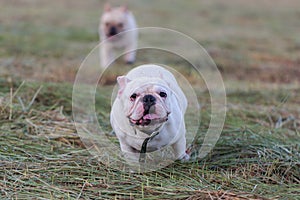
[99,4,138,67]
[110,64,190,163]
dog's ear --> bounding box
[120,5,128,12]
[117,76,130,98]
[104,3,111,12]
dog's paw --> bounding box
[125,60,135,65]
[178,153,190,162]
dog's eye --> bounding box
[117,23,123,28]
[105,22,110,27]
[159,92,167,98]
[130,93,137,101]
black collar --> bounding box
[139,131,160,163]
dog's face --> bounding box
[117,76,171,133]
[100,4,130,40]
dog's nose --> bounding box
[143,95,156,106]
[109,26,117,36]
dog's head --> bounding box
[117,76,171,133]
[100,4,131,40]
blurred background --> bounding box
[1,0,299,85]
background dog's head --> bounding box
[100,4,131,40]
[117,76,172,133]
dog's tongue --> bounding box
[143,114,160,120]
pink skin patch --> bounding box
[129,113,168,126]
[143,113,160,120]
[129,114,159,123]
[128,103,144,120]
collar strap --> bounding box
[139,131,160,163]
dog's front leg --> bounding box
[171,134,190,161]
[119,141,140,163]
[124,41,137,64]
[100,44,114,68]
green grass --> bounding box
[1,25,97,58]
[0,0,300,199]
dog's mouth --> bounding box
[106,33,122,41]
[129,114,169,126]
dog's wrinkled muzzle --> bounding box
[128,113,169,126]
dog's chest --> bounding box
[145,134,170,152]
[124,131,170,152]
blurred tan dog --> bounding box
[99,4,138,68]
[110,64,190,163]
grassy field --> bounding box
[1,0,300,199]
